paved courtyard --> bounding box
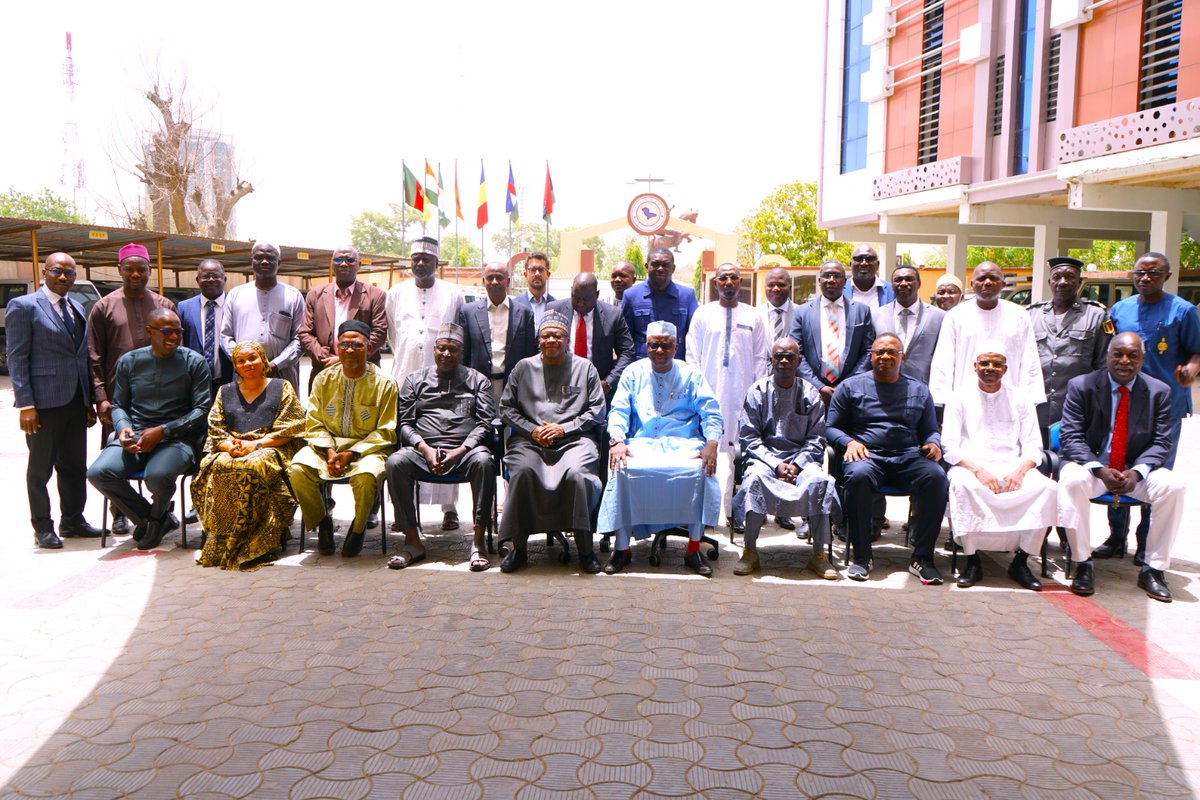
[1,371,1198,799]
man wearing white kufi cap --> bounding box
[941,339,1056,590]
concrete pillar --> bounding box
[946,233,969,285]
[1150,208,1183,293]
[878,239,896,281]
[1030,222,1060,304]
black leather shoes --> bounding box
[727,517,745,535]
[34,529,63,549]
[956,558,983,588]
[1070,561,1095,596]
[317,516,335,555]
[366,511,380,530]
[60,520,102,538]
[342,530,364,557]
[1007,558,1043,591]
[683,550,713,577]
[604,549,632,574]
[500,548,527,573]
[580,552,602,574]
[775,516,796,531]
[111,514,131,535]
[1138,568,1172,602]
[184,507,199,525]
[1133,549,1146,567]
[1091,533,1126,559]
[132,522,147,545]
[138,518,168,550]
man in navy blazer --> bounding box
[547,273,635,397]
[843,244,895,308]
[871,265,944,385]
[1058,332,1184,602]
[8,253,101,548]
[458,262,537,401]
[791,260,876,404]
[177,259,232,391]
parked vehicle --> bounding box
[0,278,102,373]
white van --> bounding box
[0,278,102,373]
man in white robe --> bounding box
[930,262,1044,407]
[685,263,769,526]
[384,236,464,529]
[942,342,1055,590]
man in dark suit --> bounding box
[178,259,232,391]
[1058,332,1184,602]
[458,262,537,403]
[298,245,388,390]
[547,273,635,398]
[9,252,102,548]
[871,265,944,385]
[791,260,876,404]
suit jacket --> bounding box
[298,281,389,380]
[178,294,234,389]
[547,298,636,393]
[7,289,91,410]
[790,297,876,390]
[1059,368,1174,472]
[457,297,537,382]
[872,300,944,385]
[843,280,896,306]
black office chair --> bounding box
[100,468,197,549]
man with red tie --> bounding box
[547,273,635,399]
[1058,331,1184,601]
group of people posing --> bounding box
[9,237,1198,601]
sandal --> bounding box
[469,546,490,572]
[442,511,460,531]
[387,544,427,570]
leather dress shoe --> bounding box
[316,516,335,555]
[1133,549,1146,567]
[342,530,365,557]
[1138,568,1172,602]
[1091,533,1126,559]
[683,550,713,577]
[1070,561,1095,596]
[579,552,602,574]
[727,517,745,535]
[1007,558,1042,591]
[34,529,63,549]
[775,516,796,531]
[60,521,103,538]
[132,522,147,544]
[366,511,380,530]
[956,558,983,588]
[500,548,527,573]
[604,549,632,574]
[184,507,199,525]
[138,518,168,551]
[111,514,131,535]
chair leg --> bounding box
[180,474,189,549]
[379,483,388,555]
[1040,529,1049,578]
[100,496,110,549]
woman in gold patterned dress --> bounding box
[195,340,305,570]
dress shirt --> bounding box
[819,297,847,365]
[851,277,883,308]
[894,301,920,350]
[525,292,550,327]
[488,297,510,376]
[333,284,353,333]
[768,303,791,342]
[40,284,71,323]
[569,308,594,359]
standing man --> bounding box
[548,272,635,399]
[844,244,895,309]
[458,262,537,404]
[790,260,875,404]
[1028,256,1109,439]
[933,274,965,311]
[516,251,556,328]
[686,262,770,527]
[872,265,944,385]
[221,242,305,390]
[621,246,700,360]
[301,245,388,389]
[608,260,636,306]
[760,267,795,344]
[10,253,101,547]
[178,259,232,391]
[87,242,176,535]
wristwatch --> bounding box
[255,441,263,451]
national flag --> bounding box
[424,160,439,206]
[476,161,488,230]
[437,163,450,229]
[542,162,555,223]
[454,160,464,221]
[402,162,425,213]
[505,161,519,224]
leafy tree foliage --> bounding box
[737,181,852,267]
[350,204,421,257]
[0,188,89,223]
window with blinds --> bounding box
[917,0,944,165]
[1045,34,1061,123]
[841,0,874,173]
[992,55,1006,135]
[1139,0,1182,110]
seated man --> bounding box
[826,333,948,585]
[598,321,724,577]
[87,308,211,550]
[942,343,1056,590]
[288,321,397,557]
[498,311,606,574]
[1058,331,1184,601]
[386,323,496,571]
[732,338,840,579]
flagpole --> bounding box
[421,160,428,236]
[507,218,512,262]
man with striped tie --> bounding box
[789,260,875,405]
[179,259,232,392]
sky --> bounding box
[2,1,826,261]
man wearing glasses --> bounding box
[300,245,387,390]
[515,251,556,328]
[621,246,700,360]
[179,259,233,391]
[844,244,895,309]
[221,242,305,390]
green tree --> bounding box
[737,181,852,267]
[1068,240,1138,271]
[966,246,1033,270]
[0,187,89,223]
[439,236,483,268]
[350,203,421,257]
[624,241,646,279]
[492,223,559,264]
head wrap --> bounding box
[935,273,963,290]
[1048,256,1084,271]
[231,340,271,375]
[436,322,465,344]
[118,243,150,263]
[646,320,677,339]
[337,319,372,338]
[410,237,440,258]
[539,310,570,332]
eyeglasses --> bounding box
[337,340,367,350]
[771,353,799,361]
[525,266,548,274]
[150,327,184,337]
[646,342,674,351]
[332,257,358,266]
[850,255,877,262]
[45,268,77,277]
[1131,270,1167,279]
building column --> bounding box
[878,240,897,281]
[1030,222,1060,304]
[946,233,969,285]
[1150,208,1183,294]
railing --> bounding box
[1058,97,1200,163]
[871,156,968,200]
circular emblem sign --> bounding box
[627,193,670,236]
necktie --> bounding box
[899,307,913,344]
[774,307,786,340]
[204,300,217,368]
[574,313,587,357]
[59,298,76,336]
[822,301,841,383]
[1109,385,1129,471]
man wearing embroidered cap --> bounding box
[933,274,964,311]
[497,310,606,574]
[86,242,176,537]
